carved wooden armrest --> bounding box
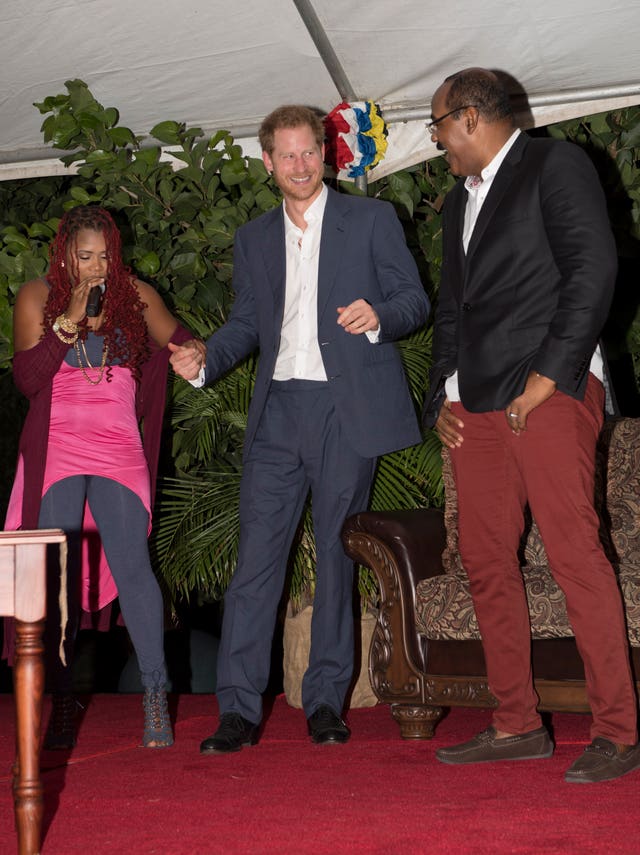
[343,509,447,592]
[342,509,447,701]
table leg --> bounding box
[13,618,45,855]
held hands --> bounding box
[435,398,465,448]
[505,370,556,434]
[168,339,207,381]
[336,299,380,334]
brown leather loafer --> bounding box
[565,738,640,783]
[436,726,554,765]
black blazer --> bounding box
[423,132,617,426]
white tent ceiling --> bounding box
[2,0,640,183]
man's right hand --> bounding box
[435,398,464,448]
[168,340,205,381]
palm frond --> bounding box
[168,356,256,465]
[396,325,433,406]
[151,467,242,604]
[372,429,443,509]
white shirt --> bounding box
[445,130,602,402]
[274,184,328,380]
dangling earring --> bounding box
[61,261,65,268]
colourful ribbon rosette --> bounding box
[324,101,388,179]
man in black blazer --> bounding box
[423,68,640,783]
[170,105,429,753]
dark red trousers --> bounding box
[450,375,637,744]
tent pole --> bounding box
[354,175,368,195]
[292,2,369,195]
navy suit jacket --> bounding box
[423,133,617,426]
[204,186,430,459]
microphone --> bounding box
[86,282,106,317]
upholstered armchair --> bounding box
[342,417,640,739]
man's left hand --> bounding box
[505,370,557,434]
[336,300,380,334]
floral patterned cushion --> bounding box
[416,418,640,645]
[416,564,640,646]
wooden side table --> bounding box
[0,530,66,855]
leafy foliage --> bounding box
[0,79,280,373]
[546,108,640,390]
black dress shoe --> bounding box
[307,705,351,745]
[200,713,259,755]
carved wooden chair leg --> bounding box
[391,703,444,739]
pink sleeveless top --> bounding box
[6,360,151,611]
[44,361,151,507]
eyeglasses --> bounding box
[427,104,476,136]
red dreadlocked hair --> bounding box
[45,205,150,380]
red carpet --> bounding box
[1,694,638,854]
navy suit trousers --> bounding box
[215,380,377,724]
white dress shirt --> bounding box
[274,184,329,380]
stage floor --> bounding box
[1,694,637,854]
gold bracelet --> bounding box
[53,313,79,334]
[52,314,79,344]
[53,326,78,345]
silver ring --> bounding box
[508,412,518,418]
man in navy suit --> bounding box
[423,67,640,783]
[170,104,429,753]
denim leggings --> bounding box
[39,475,166,691]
